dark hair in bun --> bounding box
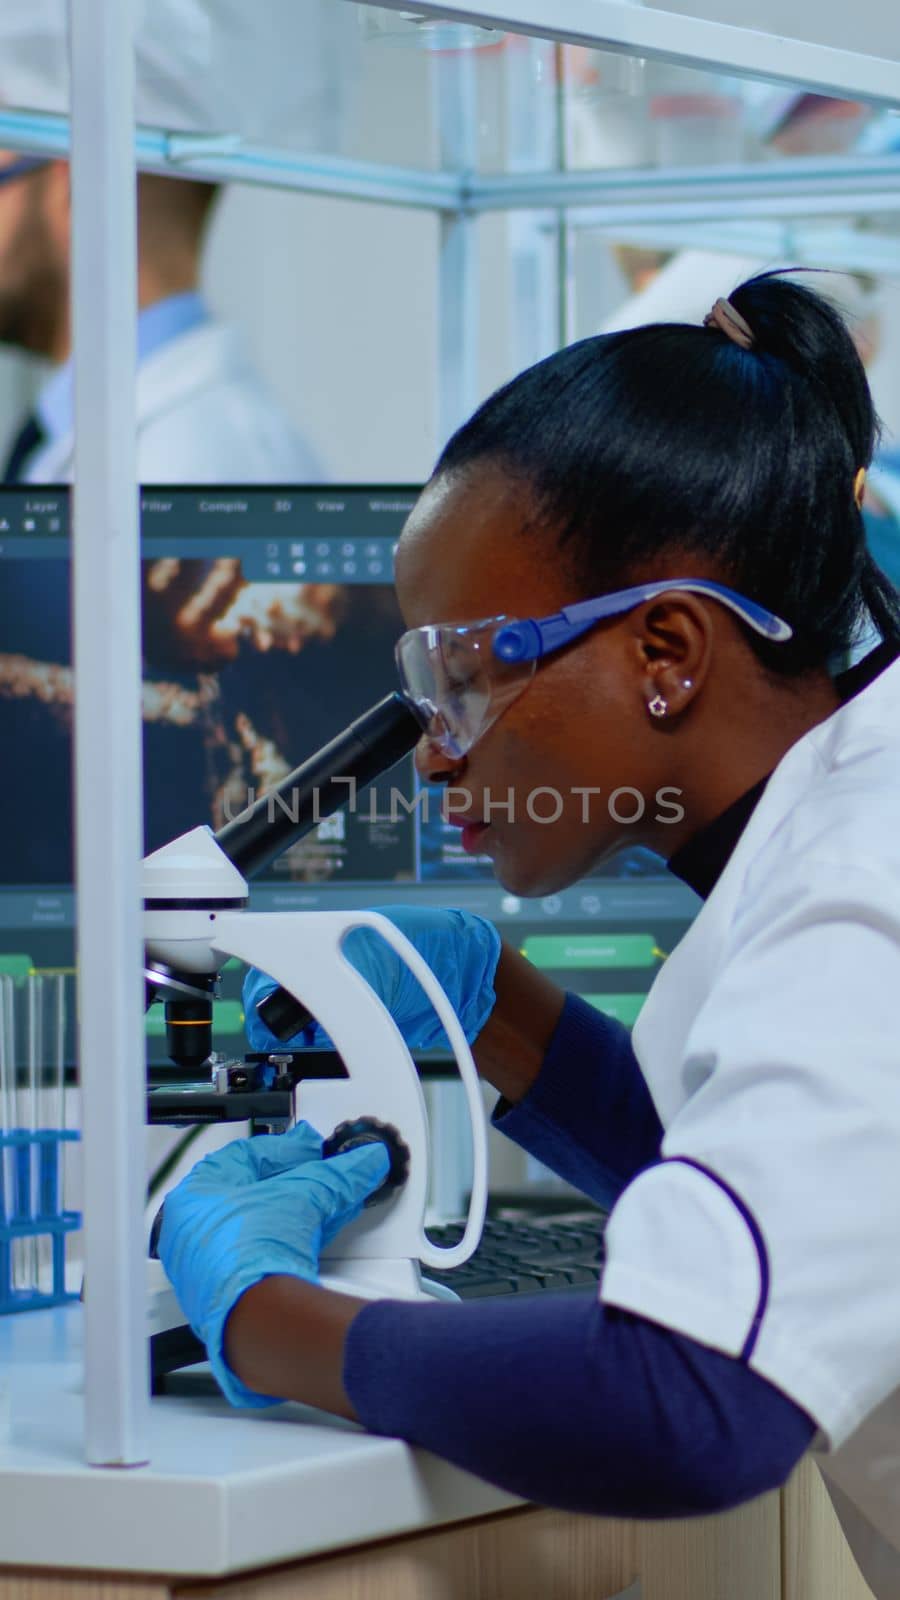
[436,269,900,673]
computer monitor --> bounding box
[0,485,700,1067]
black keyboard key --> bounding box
[521,1268,583,1291]
[515,1252,585,1274]
[562,1265,602,1287]
[423,1203,608,1302]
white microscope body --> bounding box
[143,822,489,1328]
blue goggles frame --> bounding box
[395,577,793,760]
[492,578,792,663]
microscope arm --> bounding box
[214,690,422,1042]
[143,692,422,1070]
[214,692,421,881]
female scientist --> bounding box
[159,273,900,1583]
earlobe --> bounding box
[645,673,698,722]
[634,597,707,720]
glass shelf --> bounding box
[0,0,896,199]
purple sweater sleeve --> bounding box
[491,993,664,1205]
[341,995,814,1516]
[343,1291,815,1517]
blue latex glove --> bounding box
[157,1120,389,1408]
[242,904,502,1054]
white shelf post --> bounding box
[68,0,150,1465]
[436,44,482,448]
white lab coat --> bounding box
[594,652,900,1598]
[21,319,323,484]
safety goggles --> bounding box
[0,157,50,189]
[395,577,792,760]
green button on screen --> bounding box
[522,934,658,970]
[0,953,34,985]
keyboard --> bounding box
[423,1202,609,1299]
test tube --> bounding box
[1,973,31,1297]
[22,975,42,1293]
[0,975,13,1306]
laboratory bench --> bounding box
[0,1303,878,1600]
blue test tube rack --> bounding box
[0,1129,81,1313]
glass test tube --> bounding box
[0,975,13,1305]
[20,975,41,1293]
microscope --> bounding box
[143,692,489,1383]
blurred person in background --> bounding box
[0,153,322,483]
[763,90,872,156]
[0,0,363,483]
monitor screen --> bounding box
[0,485,700,1066]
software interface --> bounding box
[0,486,700,1063]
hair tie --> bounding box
[704,297,755,351]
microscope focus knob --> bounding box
[322,1117,411,1207]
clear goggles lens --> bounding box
[396,578,791,760]
[395,617,535,759]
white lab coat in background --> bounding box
[22,315,325,1228]
[22,319,323,484]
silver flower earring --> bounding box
[648,695,668,718]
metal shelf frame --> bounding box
[20,0,899,1471]
[67,0,149,1468]
[2,109,899,224]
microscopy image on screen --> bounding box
[0,559,73,886]
[0,558,415,886]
